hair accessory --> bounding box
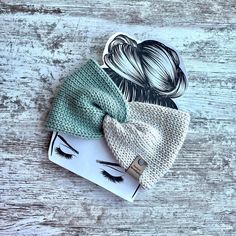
[46,59,129,138]
[46,59,190,189]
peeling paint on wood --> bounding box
[0,1,235,235]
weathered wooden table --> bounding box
[1,1,235,235]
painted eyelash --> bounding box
[101,170,124,183]
[55,147,73,159]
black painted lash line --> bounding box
[57,135,79,154]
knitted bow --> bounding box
[46,59,190,189]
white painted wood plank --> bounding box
[0,1,235,235]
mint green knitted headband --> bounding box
[46,59,190,189]
[46,59,129,138]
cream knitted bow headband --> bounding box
[46,59,190,189]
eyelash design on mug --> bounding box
[101,170,124,183]
[55,147,73,159]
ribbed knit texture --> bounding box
[103,102,190,189]
[46,59,129,138]
[46,59,190,189]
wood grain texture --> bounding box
[0,0,235,235]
